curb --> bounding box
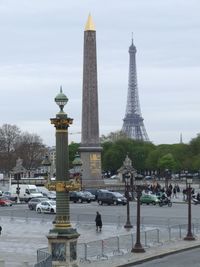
[116,243,200,267]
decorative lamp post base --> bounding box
[47,227,80,267]
[184,235,195,241]
[131,243,145,253]
[124,223,133,229]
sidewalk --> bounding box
[82,238,200,267]
[0,216,199,267]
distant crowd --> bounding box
[144,182,196,201]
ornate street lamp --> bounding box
[164,169,171,190]
[12,158,25,204]
[132,175,145,253]
[72,152,83,190]
[47,87,80,267]
[41,155,51,184]
[124,171,133,229]
[184,177,195,241]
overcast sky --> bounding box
[0,0,200,147]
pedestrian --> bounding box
[95,211,102,232]
[0,225,2,235]
[173,187,177,198]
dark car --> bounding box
[97,190,127,205]
[42,191,56,200]
[85,189,99,200]
[28,197,48,210]
[82,191,96,201]
[69,191,93,203]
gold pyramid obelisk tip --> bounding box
[85,14,95,31]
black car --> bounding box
[85,189,99,200]
[69,191,94,203]
[28,197,48,210]
[97,190,127,205]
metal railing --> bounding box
[35,223,200,265]
[34,247,52,267]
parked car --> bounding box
[37,187,56,200]
[42,191,56,200]
[36,200,56,214]
[69,191,93,203]
[140,194,160,205]
[2,191,17,201]
[0,197,13,206]
[85,189,99,200]
[82,191,96,201]
[28,197,48,210]
[97,190,127,205]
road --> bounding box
[133,247,200,267]
[0,200,200,227]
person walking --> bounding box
[0,225,2,235]
[95,211,102,232]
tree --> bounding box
[69,142,80,169]
[0,124,21,174]
[158,153,177,171]
[190,134,200,155]
[100,130,127,143]
[14,132,46,170]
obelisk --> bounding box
[79,14,103,187]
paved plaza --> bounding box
[0,211,200,267]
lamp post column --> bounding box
[47,87,80,267]
[184,179,195,241]
[124,173,133,229]
[16,173,21,204]
[132,188,145,252]
[72,153,83,191]
[132,175,145,253]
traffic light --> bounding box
[16,187,20,195]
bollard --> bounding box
[144,231,147,247]
[117,215,121,229]
[0,259,5,267]
[131,233,134,248]
[156,229,160,243]
[168,227,171,241]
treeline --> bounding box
[69,133,200,175]
[1,123,200,177]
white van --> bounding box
[9,184,43,202]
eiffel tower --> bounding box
[122,38,149,141]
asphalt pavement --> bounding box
[0,193,199,267]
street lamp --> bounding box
[72,152,83,190]
[184,177,195,241]
[15,172,21,204]
[164,169,170,190]
[132,175,145,253]
[12,158,25,204]
[41,154,51,184]
[47,87,80,267]
[124,171,133,229]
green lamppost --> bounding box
[41,155,51,184]
[132,175,145,253]
[72,153,83,191]
[184,177,195,241]
[47,87,80,267]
